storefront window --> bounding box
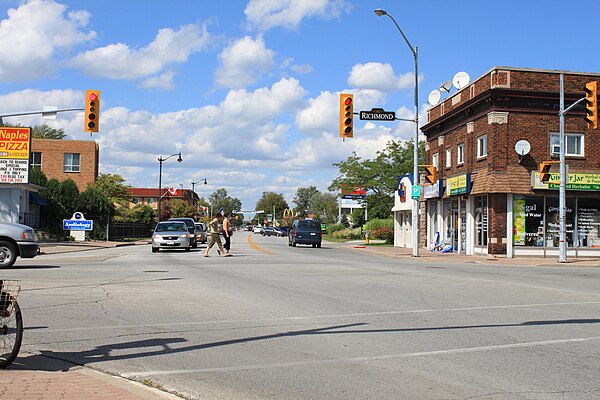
[577,199,600,248]
[514,196,544,246]
[545,197,576,247]
[474,195,488,247]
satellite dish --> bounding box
[452,71,470,90]
[515,140,531,164]
[428,90,441,106]
[439,80,453,93]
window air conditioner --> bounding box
[551,144,561,154]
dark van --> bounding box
[288,219,322,248]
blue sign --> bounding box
[63,219,93,231]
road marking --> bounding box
[126,336,600,376]
[247,233,274,255]
[32,301,600,333]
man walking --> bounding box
[222,212,233,256]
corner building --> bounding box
[421,67,600,258]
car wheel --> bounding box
[192,241,198,248]
[317,243,321,248]
[152,247,159,253]
[312,244,316,248]
[185,247,191,252]
[0,240,18,268]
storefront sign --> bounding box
[0,127,31,184]
[447,173,471,196]
[532,172,600,190]
[423,180,442,199]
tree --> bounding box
[308,192,338,224]
[29,167,48,187]
[31,124,66,139]
[293,186,319,214]
[78,186,114,239]
[164,199,196,219]
[329,140,425,220]
[92,173,132,207]
[57,179,80,215]
[208,188,242,216]
[255,192,289,219]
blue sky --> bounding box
[1,0,598,210]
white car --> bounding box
[253,226,264,234]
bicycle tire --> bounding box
[0,300,23,368]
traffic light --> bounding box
[539,162,552,183]
[84,90,100,133]
[424,165,437,184]
[339,93,353,138]
[584,81,597,129]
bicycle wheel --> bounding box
[0,300,23,368]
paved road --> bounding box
[6,234,600,399]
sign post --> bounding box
[63,212,93,241]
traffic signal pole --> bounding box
[558,74,587,263]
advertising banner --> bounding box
[532,171,600,191]
[0,127,31,184]
[447,173,471,196]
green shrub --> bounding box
[328,223,346,233]
[332,227,362,240]
[364,218,394,231]
[369,227,394,244]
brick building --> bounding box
[420,67,600,258]
[30,139,99,190]
[129,188,200,212]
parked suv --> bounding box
[288,219,322,248]
[0,221,39,268]
[168,218,198,248]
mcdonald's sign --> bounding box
[283,208,295,219]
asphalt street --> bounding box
[5,234,600,399]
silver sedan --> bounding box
[151,221,193,253]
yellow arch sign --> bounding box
[283,208,295,219]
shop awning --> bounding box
[29,191,48,206]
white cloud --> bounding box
[0,0,96,81]
[139,70,176,90]
[70,22,212,79]
[291,63,313,74]
[348,62,413,92]
[245,0,349,31]
[296,89,387,135]
[214,36,275,89]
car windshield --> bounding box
[298,220,320,230]
[155,222,187,232]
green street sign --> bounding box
[411,185,421,199]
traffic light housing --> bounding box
[424,165,437,184]
[84,90,100,133]
[539,162,552,183]
[339,93,353,138]
[584,81,597,129]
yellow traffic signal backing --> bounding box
[339,94,353,138]
[424,165,437,184]
[539,162,552,183]
[584,81,598,129]
[84,90,100,133]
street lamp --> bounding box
[157,152,182,222]
[191,178,207,194]
[375,8,420,257]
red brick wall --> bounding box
[31,139,99,190]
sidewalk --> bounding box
[335,240,600,267]
[1,352,184,400]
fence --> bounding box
[108,222,153,241]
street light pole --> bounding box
[375,8,420,256]
[157,152,182,222]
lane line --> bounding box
[247,233,274,255]
[126,336,600,376]
[31,301,600,333]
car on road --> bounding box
[168,217,198,248]
[274,227,288,237]
[0,221,39,268]
[194,222,207,244]
[288,219,322,248]
[152,221,193,252]
[262,227,278,236]
[253,226,264,234]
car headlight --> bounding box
[21,230,35,241]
